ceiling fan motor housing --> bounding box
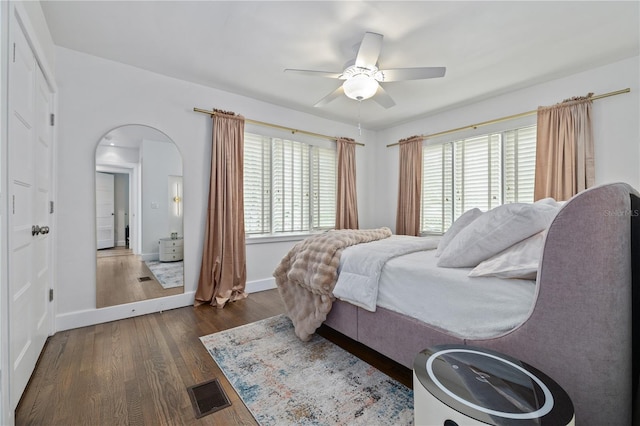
[342,66,380,100]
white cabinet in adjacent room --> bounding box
[159,237,183,262]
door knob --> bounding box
[32,225,50,236]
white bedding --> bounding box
[333,235,439,311]
[336,236,537,339]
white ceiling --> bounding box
[40,1,639,130]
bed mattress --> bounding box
[339,238,537,339]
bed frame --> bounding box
[323,182,639,426]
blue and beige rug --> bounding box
[144,260,183,289]
[200,314,414,425]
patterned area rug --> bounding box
[144,260,183,289]
[200,315,414,425]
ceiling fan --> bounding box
[284,31,446,109]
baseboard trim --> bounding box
[140,253,159,262]
[246,277,276,293]
[55,291,196,332]
[55,278,277,332]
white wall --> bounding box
[140,139,182,258]
[96,145,140,164]
[374,56,640,231]
[54,46,376,330]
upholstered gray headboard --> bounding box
[469,182,639,425]
[631,192,639,423]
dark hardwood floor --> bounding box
[16,289,412,425]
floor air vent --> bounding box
[187,378,231,418]
[137,276,152,282]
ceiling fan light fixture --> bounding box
[286,32,445,108]
[342,74,379,101]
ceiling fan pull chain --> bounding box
[357,100,362,136]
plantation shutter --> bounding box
[421,143,453,234]
[244,131,337,236]
[312,146,337,229]
[420,125,537,234]
[272,139,310,233]
[243,133,271,235]
[454,134,502,216]
[504,125,536,203]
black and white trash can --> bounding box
[413,344,575,425]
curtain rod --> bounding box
[193,107,365,146]
[386,87,630,148]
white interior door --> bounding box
[33,63,54,364]
[8,17,54,410]
[96,172,115,249]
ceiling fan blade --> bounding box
[284,69,344,79]
[314,86,345,107]
[373,85,395,109]
[377,67,446,82]
[355,32,383,68]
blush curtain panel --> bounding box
[195,110,248,308]
[534,94,595,201]
[396,136,423,236]
[335,137,359,229]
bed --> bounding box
[274,182,639,426]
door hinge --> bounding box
[12,195,15,214]
[49,288,54,302]
[50,113,55,126]
[49,201,54,214]
[12,43,15,63]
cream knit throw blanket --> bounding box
[274,227,392,341]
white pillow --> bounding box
[535,197,563,208]
[434,208,483,257]
[437,202,559,268]
[468,231,546,279]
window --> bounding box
[244,132,337,236]
[421,125,536,234]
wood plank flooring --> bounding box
[16,289,412,425]
[96,249,183,308]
